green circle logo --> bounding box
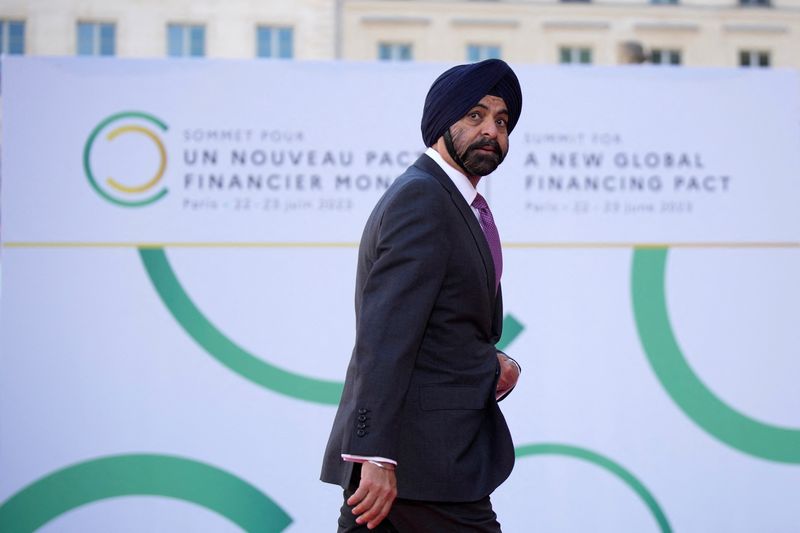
[0,454,291,532]
[138,247,345,404]
[83,111,169,207]
[137,247,525,405]
[515,443,672,532]
[631,247,800,462]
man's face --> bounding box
[448,95,510,177]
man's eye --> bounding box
[497,118,508,127]
[469,112,481,120]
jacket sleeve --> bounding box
[341,178,451,460]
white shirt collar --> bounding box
[425,147,477,207]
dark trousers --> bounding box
[337,489,501,533]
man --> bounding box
[321,58,523,532]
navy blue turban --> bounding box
[421,58,523,147]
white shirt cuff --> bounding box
[341,454,398,466]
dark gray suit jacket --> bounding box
[320,154,515,502]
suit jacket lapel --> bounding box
[413,154,497,303]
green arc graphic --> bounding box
[497,313,523,352]
[139,247,344,404]
[0,454,291,532]
[139,247,524,405]
[631,247,800,463]
[515,443,671,533]
[84,111,169,208]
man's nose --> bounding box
[481,118,499,138]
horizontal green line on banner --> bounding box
[3,242,799,249]
[505,242,800,249]
[2,242,360,248]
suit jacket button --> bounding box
[358,415,367,422]
[358,408,368,414]
[357,430,366,437]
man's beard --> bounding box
[449,129,505,177]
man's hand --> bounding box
[347,461,397,529]
[496,353,520,399]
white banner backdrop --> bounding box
[1,57,799,532]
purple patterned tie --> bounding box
[472,193,503,291]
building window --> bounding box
[0,19,25,55]
[559,47,592,64]
[378,43,412,61]
[257,26,293,58]
[467,44,501,62]
[168,24,205,57]
[77,22,116,56]
[650,49,681,65]
[739,50,770,67]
